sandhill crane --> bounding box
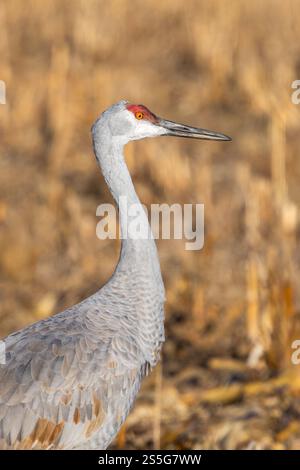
[0,101,231,449]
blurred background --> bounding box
[1,0,300,450]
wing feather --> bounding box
[0,300,143,449]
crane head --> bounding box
[93,100,231,143]
[126,102,231,142]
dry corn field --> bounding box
[1,0,300,450]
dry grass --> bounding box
[1,0,300,449]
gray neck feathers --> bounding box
[92,125,157,269]
[91,115,165,360]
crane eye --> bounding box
[135,111,144,120]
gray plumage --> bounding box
[0,100,230,449]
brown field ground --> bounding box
[1,0,300,449]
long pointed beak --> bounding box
[158,118,231,141]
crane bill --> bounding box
[158,118,232,141]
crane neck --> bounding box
[92,121,165,353]
[93,133,156,265]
